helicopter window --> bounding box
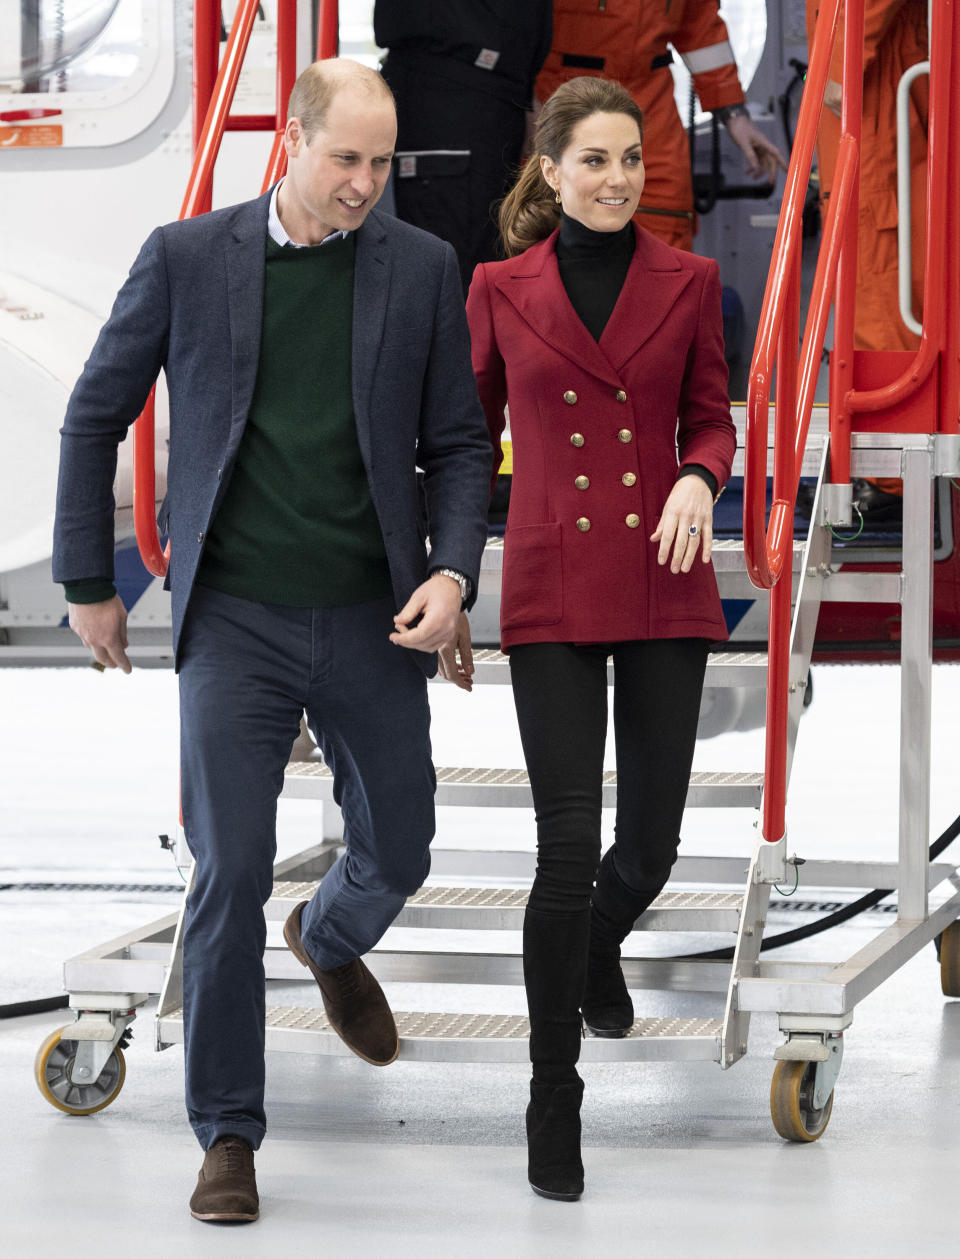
[1,1,144,95]
[0,0,187,159]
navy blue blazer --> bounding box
[53,191,493,671]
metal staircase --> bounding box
[141,462,829,1074]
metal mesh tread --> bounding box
[482,537,802,573]
[693,538,804,571]
[468,648,767,667]
[282,762,763,808]
[460,649,768,687]
[157,1006,722,1062]
[269,881,743,932]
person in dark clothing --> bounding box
[53,59,491,1223]
[375,0,552,294]
[460,77,736,1200]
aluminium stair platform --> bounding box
[477,537,804,604]
[267,881,745,932]
[156,1005,723,1063]
[283,761,764,809]
[459,648,769,688]
[477,535,803,573]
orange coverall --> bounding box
[808,0,928,352]
[536,0,747,250]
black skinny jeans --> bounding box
[510,639,710,915]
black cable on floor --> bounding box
[682,808,960,961]
[0,994,69,1020]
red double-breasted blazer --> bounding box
[466,224,736,649]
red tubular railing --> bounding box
[745,0,959,844]
[179,0,264,223]
[317,0,339,59]
[261,0,299,192]
[843,0,953,421]
[133,0,306,577]
[744,0,849,593]
[745,0,860,846]
[192,0,219,217]
[943,2,960,434]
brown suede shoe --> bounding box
[283,900,399,1066]
[189,1136,259,1223]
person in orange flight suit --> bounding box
[536,0,787,252]
[807,0,928,507]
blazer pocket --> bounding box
[653,555,722,625]
[501,522,563,630]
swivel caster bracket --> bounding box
[774,1030,845,1111]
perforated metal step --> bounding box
[456,649,768,688]
[267,882,744,932]
[282,762,763,809]
[480,536,802,573]
[157,1005,722,1063]
[477,537,802,601]
[708,537,804,572]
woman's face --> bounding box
[541,110,644,233]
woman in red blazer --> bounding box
[460,76,736,1202]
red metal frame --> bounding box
[317,0,339,59]
[745,0,960,843]
[132,0,313,578]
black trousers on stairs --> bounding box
[510,639,710,1077]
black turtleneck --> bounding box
[554,211,718,499]
[555,211,634,343]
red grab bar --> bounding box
[842,0,954,423]
[317,0,339,59]
[744,0,960,845]
[744,0,862,846]
[744,0,849,592]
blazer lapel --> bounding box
[599,225,693,371]
[351,212,391,464]
[223,190,271,429]
[493,233,624,390]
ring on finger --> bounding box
[688,523,700,536]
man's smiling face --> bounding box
[281,86,397,244]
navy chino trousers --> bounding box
[177,586,436,1151]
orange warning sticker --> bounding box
[0,125,63,148]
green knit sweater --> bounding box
[195,232,391,607]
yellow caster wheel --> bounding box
[941,921,960,997]
[770,1058,834,1142]
[35,1028,126,1115]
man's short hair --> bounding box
[288,58,395,142]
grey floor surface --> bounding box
[3,663,959,1257]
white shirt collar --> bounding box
[267,179,348,248]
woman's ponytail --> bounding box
[498,154,560,258]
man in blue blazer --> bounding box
[53,58,491,1223]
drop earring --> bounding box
[554,191,561,204]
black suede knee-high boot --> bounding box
[582,848,667,1037]
[523,905,590,1201]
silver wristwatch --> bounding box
[432,567,471,605]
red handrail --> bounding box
[745,0,861,847]
[317,0,339,59]
[133,0,305,577]
[943,2,960,434]
[744,0,848,592]
[843,0,953,420]
[261,0,299,192]
[745,0,960,845]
